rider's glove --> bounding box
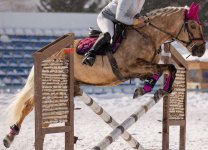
[133,18,146,28]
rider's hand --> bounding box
[133,18,146,28]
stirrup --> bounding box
[82,55,96,66]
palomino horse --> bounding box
[3,6,206,148]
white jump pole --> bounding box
[92,92,164,150]
[79,92,144,150]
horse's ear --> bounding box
[185,2,194,19]
[193,3,200,22]
[189,2,195,13]
[194,3,200,13]
[185,2,200,22]
[190,2,195,10]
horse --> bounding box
[3,5,206,148]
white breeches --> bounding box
[97,12,114,38]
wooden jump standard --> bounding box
[33,33,74,150]
[162,43,187,150]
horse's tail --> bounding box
[6,67,35,123]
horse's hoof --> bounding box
[3,135,14,148]
[74,136,78,144]
[133,87,145,99]
[3,136,11,148]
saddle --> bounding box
[77,22,127,56]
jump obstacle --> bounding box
[34,34,187,150]
[33,33,75,150]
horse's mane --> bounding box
[145,6,185,17]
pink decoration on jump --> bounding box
[185,2,200,22]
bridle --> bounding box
[145,18,205,50]
[131,16,206,62]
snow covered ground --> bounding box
[0,91,208,150]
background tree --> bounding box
[199,1,208,38]
[38,0,207,37]
[38,0,108,12]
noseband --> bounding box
[182,23,205,48]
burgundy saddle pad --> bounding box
[76,36,122,56]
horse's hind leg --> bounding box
[3,98,35,148]
[133,64,177,98]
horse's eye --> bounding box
[190,25,196,29]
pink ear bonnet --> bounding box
[185,2,200,23]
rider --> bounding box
[82,0,146,66]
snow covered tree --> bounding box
[38,0,108,12]
[38,0,207,36]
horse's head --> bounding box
[176,3,206,57]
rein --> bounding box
[146,18,205,49]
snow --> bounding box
[183,50,208,62]
[171,41,208,62]
[0,91,208,150]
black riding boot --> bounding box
[82,32,111,66]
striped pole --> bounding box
[92,93,163,150]
[79,92,145,150]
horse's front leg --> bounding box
[133,64,177,98]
